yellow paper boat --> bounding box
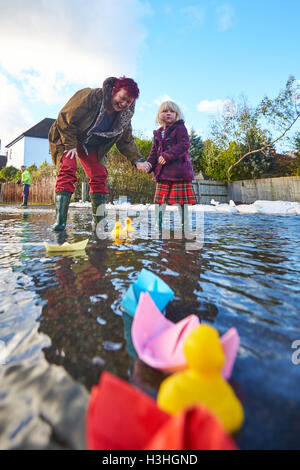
[44,239,89,252]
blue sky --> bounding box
[0,0,299,151]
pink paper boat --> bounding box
[132,292,200,373]
[132,292,240,378]
[220,327,240,380]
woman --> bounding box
[49,76,143,231]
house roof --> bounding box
[0,155,7,169]
[6,118,55,148]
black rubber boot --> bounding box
[53,191,72,231]
[181,205,185,229]
[90,193,106,230]
[21,190,28,207]
[21,195,28,207]
[54,231,67,245]
[155,204,166,230]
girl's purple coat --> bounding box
[147,120,195,182]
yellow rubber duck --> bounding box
[123,217,135,234]
[157,324,244,434]
[111,221,125,239]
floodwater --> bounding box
[0,204,299,450]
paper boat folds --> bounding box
[121,268,174,316]
[131,292,240,378]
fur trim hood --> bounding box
[85,77,136,141]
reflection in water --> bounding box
[0,207,299,449]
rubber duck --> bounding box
[123,217,135,234]
[111,221,124,239]
[157,324,244,434]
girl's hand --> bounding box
[65,148,78,159]
[158,155,166,165]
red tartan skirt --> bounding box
[154,181,198,205]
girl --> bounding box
[139,101,197,228]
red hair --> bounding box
[113,76,140,99]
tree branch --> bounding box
[227,113,300,180]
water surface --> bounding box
[0,205,299,449]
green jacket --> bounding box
[22,169,31,185]
[48,77,141,168]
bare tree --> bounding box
[227,76,300,180]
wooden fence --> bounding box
[1,177,229,205]
[0,176,56,204]
[228,176,300,203]
[192,180,228,204]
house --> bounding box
[0,155,7,170]
[5,118,55,169]
[285,149,300,158]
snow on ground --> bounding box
[69,199,300,215]
[0,207,54,214]
[1,200,300,215]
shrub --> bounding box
[201,141,241,183]
[29,161,56,183]
[106,153,156,203]
[265,154,300,178]
[0,165,19,183]
[27,163,38,173]
[108,134,153,161]
[189,129,204,174]
[134,136,153,160]
[74,160,89,201]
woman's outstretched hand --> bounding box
[65,148,78,159]
[136,161,152,173]
[136,162,145,172]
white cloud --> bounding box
[216,3,234,32]
[197,99,225,114]
[197,99,236,115]
[163,4,173,15]
[186,125,204,137]
[0,0,150,102]
[153,94,188,112]
[223,100,238,118]
[154,94,174,106]
[181,6,205,28]
[0,73,33,149]
[136,101,154,112]
[0,0,151,146]
[133,127,153,139]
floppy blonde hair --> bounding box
[156,101,184,125]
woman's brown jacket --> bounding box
[48,77,141,168]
